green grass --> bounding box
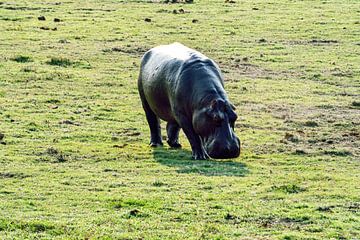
[11,55,33,63]
[46,57,73,67]
[0,0,359,239]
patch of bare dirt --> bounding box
[0,5,44,11]
[236,102,359,156]
[112,128,142,143]
[161,0,193,3]
[224,214,312,229]
[103,45,149,56]
[35,147,69,163]
[119,128,141,137]
[76,8,115,12]
[113,143,128,148]
[172,8,188,14]
[309,39,338,45]
[282,106,360,156]
[221,58,301,80]
[224,63,275,80]
[59,120,80,126]
[281,132,300,143]
[0,172,29,178]
[286,39,339,45]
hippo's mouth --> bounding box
[202,136,240,159]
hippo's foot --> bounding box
[166,122,181,148]
[167,140,182,149]
[150,141,163,147]
[192,150,209,160]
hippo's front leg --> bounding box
[176,114,209,160]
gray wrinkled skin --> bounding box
[138,43,240,160]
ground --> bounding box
[0,0,359,239]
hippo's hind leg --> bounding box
[138,81,163,147]
[143,100,163,147]
[142,101,163,147]
[166,122,181,148]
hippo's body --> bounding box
[138,43,240,159]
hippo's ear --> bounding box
[227,103,238,123]
[206,104,215,117]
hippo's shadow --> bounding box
[153,148,248,177]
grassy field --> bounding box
[0,0,359,239]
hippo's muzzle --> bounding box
[204,136,241,159]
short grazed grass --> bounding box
[0,0,359,239]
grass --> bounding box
[11,55,32,63]
[0,0,359,239]
[46,57,73,67]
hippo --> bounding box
[138,43,240,160]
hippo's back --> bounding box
[140,42,208,82]
[139,43,207,120]
[148,42,207,62]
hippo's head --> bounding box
[193,99,240,159]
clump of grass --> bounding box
[27,122,39,132]
[294,149,307,155]
[323,149,352,156]
[316,206,334,212]
[152,180,167,187]
[0,172,29,179]
[46,57,91,69]
[109,198,147,209]
[311,73,322,80]
[21,66,36,72]
[123,209,149,218]
[0,219,63,235]
[283,132,300,143]
[281,215,313,224]
[35,147,68,163]
[224,213,238,220]
[303,120,319,127]
[46,57,73,67]
[271,184,306,194]
[46,147,67,162]
[11,55,32,63]
[163,0,194,3]
[351,101,360,107]
[45,99,61,104]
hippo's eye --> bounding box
[213,115,222,125]
[206,108,224,126]
[210,112,225,127]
